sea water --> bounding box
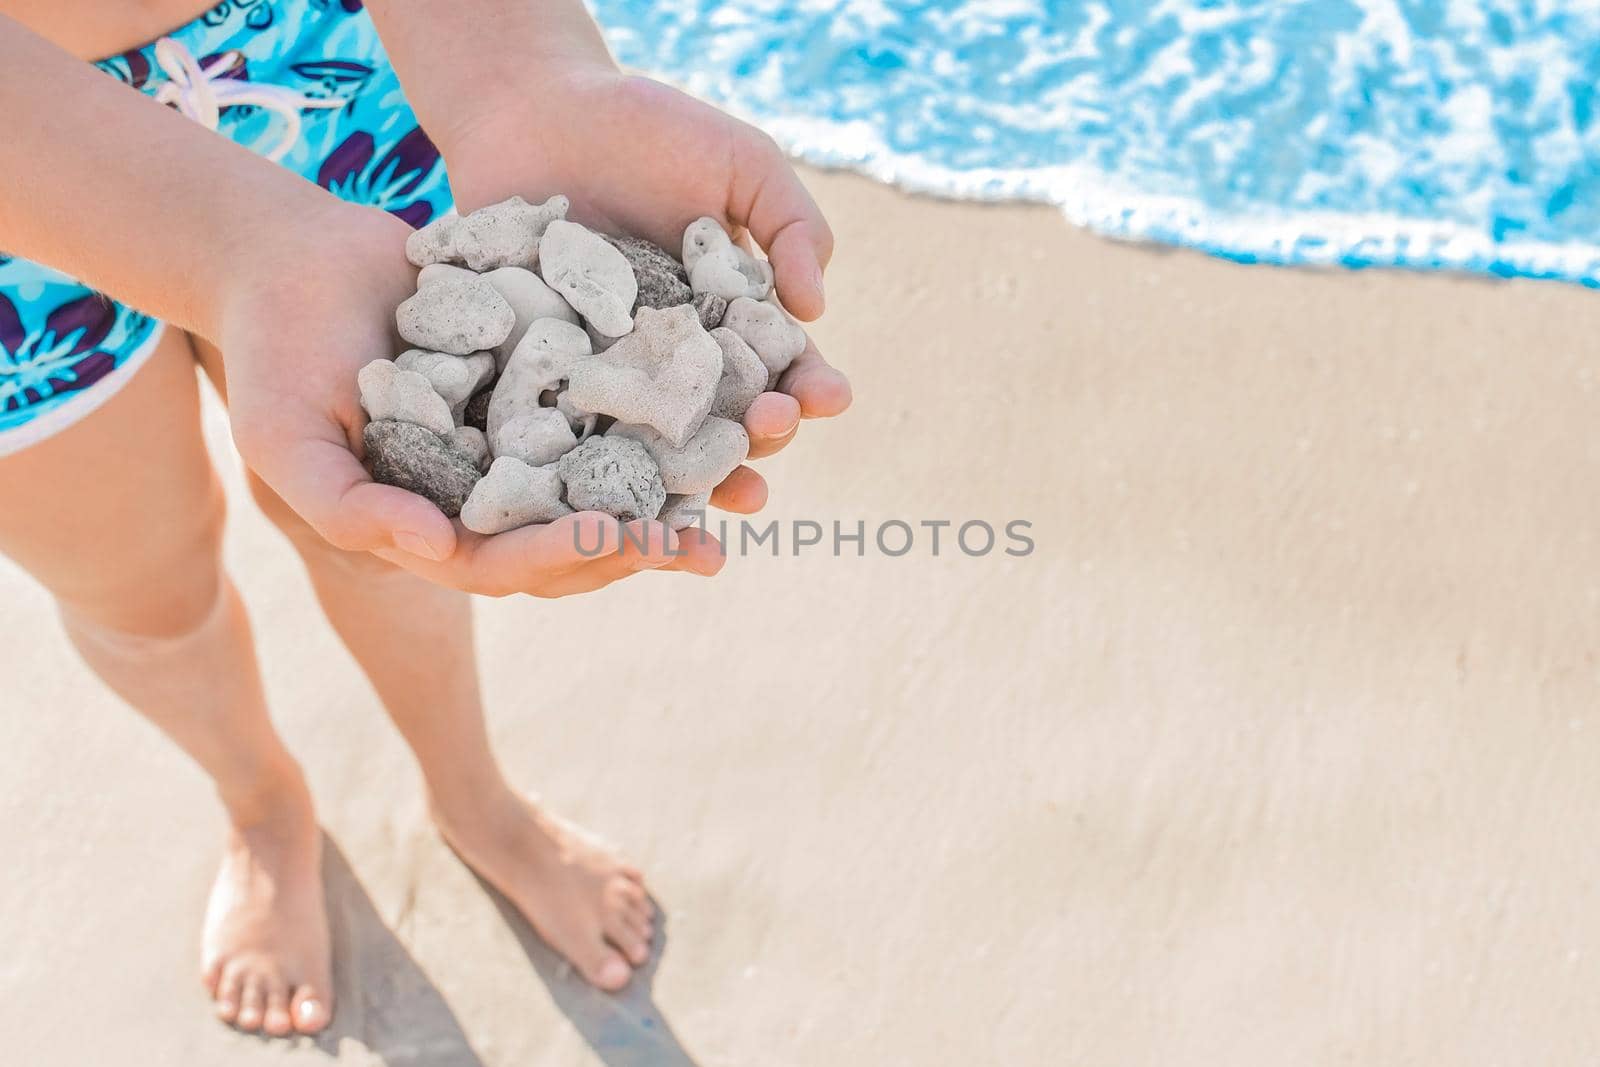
[590,0,1600,286]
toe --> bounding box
[581,945,633,991]
[214,969,243,1023]
[624,909,654,943]
[201,958,223,995]
[263,981,293,1037]
[624,892,654,924]
[616,883,655,933]
[620,937,651,966]
[616,878,650,912]
[235,976,266,1032]
[604,915,651,966]
[291,986,333,1034]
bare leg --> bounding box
[193,338,655,991]
[0,331,331,1036]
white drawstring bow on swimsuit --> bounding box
[152,37,343,162]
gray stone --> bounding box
[554,389,599,440]
[447,426,491,471]
[393,349,495,420]
[538,220,637,338]
[480,266,580,371]
[693,291,727,330]
[363,420,482,517]
[584,320,621,353]
[604,235,693,310]
[608,416,749,496]
[682,217,773,301]
[357,359,455,437]
[690,249,774,303]
[681,217,725,272]
[455,194,568,272]
[396,274,516,356]
[405,215,460,267]
[417,263,477,288]
[460,456,572,535]
[487,319,592,445]
[659,492,711,531]
[491,407,577,467]
[723,296,806,389]
[708,327,767,420]
[564,304,722,448]
[557,436,666,522]
[462,386,493,431]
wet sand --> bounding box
[2,167,1599,1065]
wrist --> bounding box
[433,59,624,210]
[211,196,411,347]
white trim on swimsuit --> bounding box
[0,321,166,460]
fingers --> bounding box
[373,510,613,592]
[368,506,732,595]
[540,519,680,596]
[486,510,642,574]
[744,334,851,455]
[554,522,727,589]
[710,465,768,512]
[520,520,730,594]
[373,511,714,597]
[246,426,457,562]
[765,218,831,321]
[661,526,727,576]
[744,392,801,459]
[729,127,834,322]
[778,336,852,418]
[741,333,850,460]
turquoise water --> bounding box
[591,0,1600,286]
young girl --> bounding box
[0,0,849,1038]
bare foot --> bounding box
[201,774,333,1036]
[434,793,655,991]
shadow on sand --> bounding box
[480,874,702,1067]
[255,838,694,1066]
[312,837,486,1066]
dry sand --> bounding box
[3,168,1599,1065]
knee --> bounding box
[246,473,402,580]
[57,481,229,640]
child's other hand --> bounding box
[442,69,853,514]
[218,202,724,594]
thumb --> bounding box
[730,128,834,322]
[254,428,458,561]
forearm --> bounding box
[0,15,352,340]
[364,0,617,159]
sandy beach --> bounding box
[3,166,1599,1065]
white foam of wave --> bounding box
[762,111,1600,286]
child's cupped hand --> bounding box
[222,72,849,596]
[440,68,853,476]
[218,202,725,597]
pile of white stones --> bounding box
[357,195,807,535]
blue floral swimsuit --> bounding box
[0,0,453,455]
